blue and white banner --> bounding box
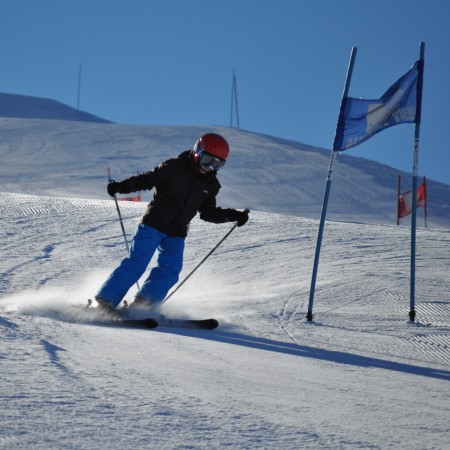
[334,61,420,151]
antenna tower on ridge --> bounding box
[77,64,82,110]
[230,68,240,128]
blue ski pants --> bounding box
[96,224,184,308]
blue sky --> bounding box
[2,0,450,185]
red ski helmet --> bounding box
[193,133,230,162]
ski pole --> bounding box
[112,193,131,253]
[163,209,249,304]
[108,169,139,289]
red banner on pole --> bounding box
[397,175,427,222]
[117,195,141,202]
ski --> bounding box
[157,316,219,330]
[85,300,217,330]
[99,315,218,330]
[106,316,218,330]
[84,307,159,329]
[118,317,159,329]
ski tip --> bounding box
[194,318,219,330]
[141,318,159,328]
[208,318,219,329]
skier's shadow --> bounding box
[161,327,450,381]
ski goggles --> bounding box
[199,152,226,172]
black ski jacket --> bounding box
[114,150,238,237]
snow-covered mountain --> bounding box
[0,92,111,123]
[1,95,449,449]
[1,93,450,228]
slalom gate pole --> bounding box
[409,41,425,323]
[306,47,357,322]
[163,212,248,304]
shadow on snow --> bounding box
[159,327,450,382]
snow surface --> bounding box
[1,116,450,228]
[1,110,450,449]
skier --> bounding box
[95,132,249,311]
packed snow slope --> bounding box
[1,193,449,449]
[0,112,449,228]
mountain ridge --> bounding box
[0,92,112,123]
[0,93,448,228]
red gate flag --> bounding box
[117,195,141,202]
[398,176,427,220]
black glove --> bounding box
[231,209,249,227]
[107,181,121,197]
